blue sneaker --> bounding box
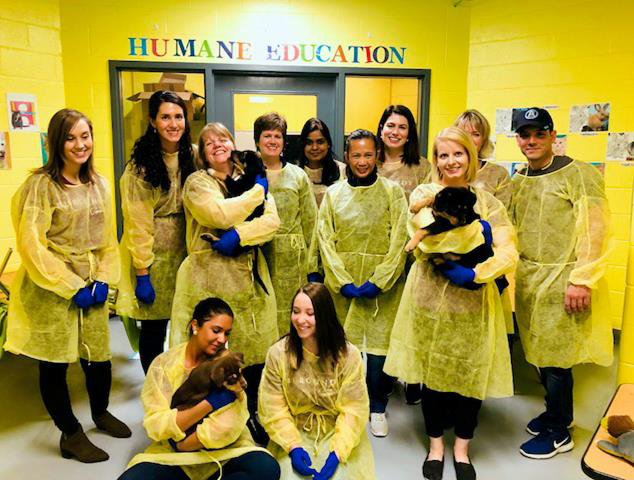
[520,430,574,459]
[526,413,574,436]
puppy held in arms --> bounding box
[170,349,247,411]
[405,186,508,292]
[200,149,266,250]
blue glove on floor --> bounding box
[204,389,236,411]
[439,260,476,287]
[479,219,493,246]
[289,447,318,476]
[358,281,381,299]
[307,272,324,283]
[212,229,241,257]
[255,174,269,195]
[73,286,96,309]
[135,274,156,304]
[315,451,340,480]
[340,283,360,299]
[92,281,109,304]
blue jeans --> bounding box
[118,451,280,480]
[540,367,573,432]
[366,354,394,413]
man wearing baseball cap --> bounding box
[509,108,613,459]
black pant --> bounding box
[539,367,573,432]
[118,451,280,480]
[139,319,169,374]
[421,385,482,439]
[366,354,394,413]
[242,363,264,417]
[39,359,111,435]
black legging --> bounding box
[39,359,111,435]
[242,363,264,417]
[421,385,482,439]
[139,319,169,373]
[118,451,280,480]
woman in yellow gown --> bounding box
[259,283,375,480]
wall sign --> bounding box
[127,38,407,65]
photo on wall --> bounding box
[495,108,513,135]
[553,134,567,156]
[6,93,39,132]
[569,103,610,133]
[606,132,634,162]
[0,132,10,169]
[40,132,48,165]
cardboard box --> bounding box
[127,73,204,121]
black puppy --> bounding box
[200,150,266,252]
[405,187,507,291]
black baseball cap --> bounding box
[513,107,554,132]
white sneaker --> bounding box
[370,413,388,437]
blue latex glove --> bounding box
[358,281,382,299]
[480,219,493,246]
[340,283,360,299]
[307,272,324,283]
[204,389,236,411]
[438,260,476,287]
[135,274,156,304]
[315,451,340,480]
[92,281,109,304]
[73,287,95,309]
[255,174,268,195]
[289,447,318,476]
[212,229,241,257]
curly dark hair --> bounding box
[129,90,196,191]
[297,118,341,186]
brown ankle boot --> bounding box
[60,427,109,463]
[93,411,132,438]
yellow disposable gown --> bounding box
[510,159,613,368]
[127,343,270,480]
[384,183,517,400]
[169,169,280,367]
[258,339,375,480]
[378,157,431,201]
[6,173,119,363]
[318,177,408,356]
[473,161,512,209]
[116,154,187,320]
[263,163,319,334]
[304,160,347,207]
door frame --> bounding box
[109,60,431,235]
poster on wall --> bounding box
[40,133,48,165]
[495,109,513,135]
[0,132,10,169]
[6,93,39,132]
[591,162,605,176]
[553,134,567,156]
[569,103,610,133]
[606,132,634,162]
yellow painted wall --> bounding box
[467,0,634,333]
[0,0,66,272]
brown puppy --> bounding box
[170,350,247,411]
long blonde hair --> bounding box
[454,109,494,159]
[431,127,478,184]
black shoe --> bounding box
[405,383,422,405]
[60,427,109,463]
[422,455,443,480]
[453,457,476,480]
[247,416,269,446]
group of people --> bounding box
[3,87,613,480]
